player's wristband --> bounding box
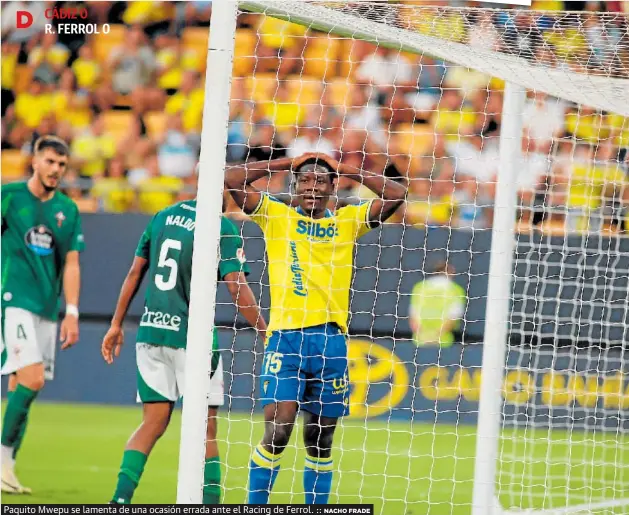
[66,304,79,318]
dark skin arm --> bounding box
[101,256,149,364]
[224,156,296,214]
[223,271,267,341]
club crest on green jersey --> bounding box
[55,211,65,227]
[24,225,54,256]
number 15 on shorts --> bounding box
[263,352,283,375]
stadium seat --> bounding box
[287,77,323,106]
[392,124,435,157]
[75,197,98,213]
[182,27,209,58]
[145,112,168,139]
[14,65,33,94]
[303,36,341,79]
[246,74,279,103]
[1,150,28,180]
[94,24,127,62]
[233,30,256,77]
[103,111,134,144]
[325,79,352,107]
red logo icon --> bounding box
[16,10,33,29]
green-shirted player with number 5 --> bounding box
[101,196,266,505]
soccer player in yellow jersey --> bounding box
[225,153,407,504]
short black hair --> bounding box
[294,157,338,181]
[34,135,69,157]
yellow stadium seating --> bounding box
[233,30,256,77]
[182,27,209,58]
[303,36,341,79]
[2,150,28,180]
[14,65,33,94]
[145,111,168,139]
[75,197,98,213]
[392,124,435,157]
[94,24,127,62]
[325,79,352,107]
[246,74,278,103]
[103,110,134,144]
[287,77,323,106]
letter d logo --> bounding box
[16,11,33,29]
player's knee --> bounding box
[264,421,292,452]
[143,412,171,439]
[304,423,335,456]
[17,366,45,391]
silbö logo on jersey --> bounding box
[296,220,338,242]
[289,241,307,297]
[25,225,54,256]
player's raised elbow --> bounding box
[224,167,245,191]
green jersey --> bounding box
[135,200,249,351]
[1,182,84,321]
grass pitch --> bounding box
[2,402,627,514]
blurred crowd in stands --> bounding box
[1,0,628,234]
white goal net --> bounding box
[186,2,629,513]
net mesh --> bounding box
[213,2,629,512]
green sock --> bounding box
[203,457,221,504]
[6,390,35,460]
[1,385,37,448]
[112,450,148,504]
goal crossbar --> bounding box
[241,1,629,116]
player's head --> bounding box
[431,260,455,277]
[32,135,70,192]
[292,157,338,217]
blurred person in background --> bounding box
[431,89,476,140]
[560,142,627,232]
[522,91,567,153]
[91,157,136,213]
[355,46,414,102]
[103,25,164,115]
[261,81,305,133]
[165,70,205,134]
[246,119,288,163]
[183,1,213,27]
[118,117,155,177]
[71,113,117,180]
[71,44,102,99]
[13,78,53,137]
[51,69,92,130]
[468,11,502,52]
[226,88,254,164]
[136,154,183,214]
[255,18,307,77]
[28,32,70,86]
[409,261,466,347]
[404,175,456,229]
[157,114,198,178]
[2,42,20,116]
[287,119,336,159]
[2,1,47,44]
[155,34,201,94]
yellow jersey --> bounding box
[250,194,374,334]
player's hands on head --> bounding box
[101,325,124,364]
[292,153,339,172]
[60,314,79,350]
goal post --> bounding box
[179,1,629,510]
[176,0,239,504]
[471,81,526,515]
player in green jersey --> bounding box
[101,197,266,504]
[1,136,84,494]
